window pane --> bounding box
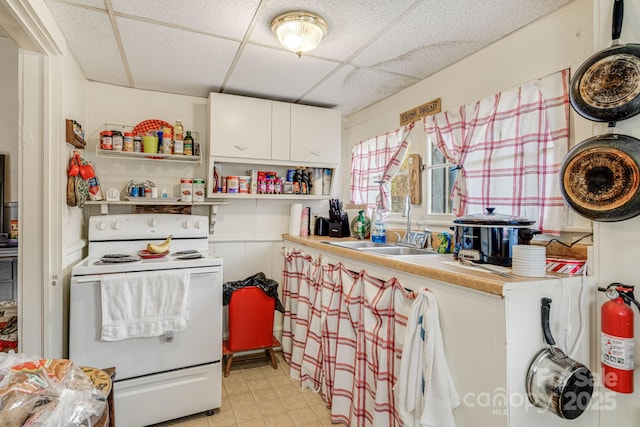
[428,140,456,214]
[429,166,457,214]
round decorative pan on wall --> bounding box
[560,133,640,222]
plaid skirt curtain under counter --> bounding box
[282,249,415,427]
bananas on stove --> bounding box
[147,235,172,254]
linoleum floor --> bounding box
[153,352,343,426]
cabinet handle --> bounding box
[309,150,321,157]
[234,145,248,151]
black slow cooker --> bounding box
[452,208,540,267]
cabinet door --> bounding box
[290,104,341,164]
[271,101,291,161]
[209,93,272,160]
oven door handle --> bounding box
[72,268,221,283]
[73,277,102,284]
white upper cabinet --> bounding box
[290,104,341,164]
[271,101,291,161]
[291,104,341,163]
[209,93,272,160]
[209,93,340,166]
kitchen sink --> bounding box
[322,240,437,257]
[322,241,394,249]
[359,246,437,256]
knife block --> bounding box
[329,214,350,238]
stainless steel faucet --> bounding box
[402,195,411,239]
[393,196,435,251]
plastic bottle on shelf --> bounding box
[371,204,387,243]
[356,210,366,240]
[174,120,184,141]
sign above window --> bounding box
[399,98,441,126]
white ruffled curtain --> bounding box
[351,122,414,215]
[424,69,570,234]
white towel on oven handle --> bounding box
[100,270,190,341]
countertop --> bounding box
[283,234,578,296]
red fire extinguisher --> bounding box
[598,283,640,393]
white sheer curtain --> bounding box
[424,69,570,234]
[350,123,414,215]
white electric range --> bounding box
[69,214,223,427]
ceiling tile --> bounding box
[301,65,419,115]
[111,0,260,39]
[352,0,570,78]
[117,17,239,96]
[249,0,419,61]
[47,2,129,86]
[224,43,339,102]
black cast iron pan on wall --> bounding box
[570,0,640,124]
[560,133,640,221]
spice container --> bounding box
[180,178,193,202]
[100,131,113,150]
[173,139,184,154]
[193,179,205,202]
[227,176,239,193]
[238,176,249,194]
[162,134,173,154]
[112,130,123,151]
[123,132,134,152]
[133,136,142,152]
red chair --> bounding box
[222,286,280,376]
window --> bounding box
[389,154,410,213]
[426,142,457,215]
[350,124,413,215]
[422,69,570,234]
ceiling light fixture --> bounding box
[270,11,328,58]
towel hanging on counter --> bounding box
[100,270,190,341]
[396,289,460,427]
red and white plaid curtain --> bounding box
[423,69,570,234]
[282,249,415,427]
[351,122,414,215]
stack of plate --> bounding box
[512,245,546,277]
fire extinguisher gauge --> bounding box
[598,283,640,310]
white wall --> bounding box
[593,0,640,425]
[345,0,593,232]
[0,36,19,203]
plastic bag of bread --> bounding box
[0,358,106,426]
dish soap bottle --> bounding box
[371,205,387,243]
[356,210,366,240]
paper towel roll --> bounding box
[289,203,303,236]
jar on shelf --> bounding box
[133,136,142,152]
[180,178,193,202]
[100,131,113,150]
[193,179,205,202]
[112,130,123,151]
[123,132,134,152]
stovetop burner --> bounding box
[94,255,141,265]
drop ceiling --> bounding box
[43,0,572,116]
